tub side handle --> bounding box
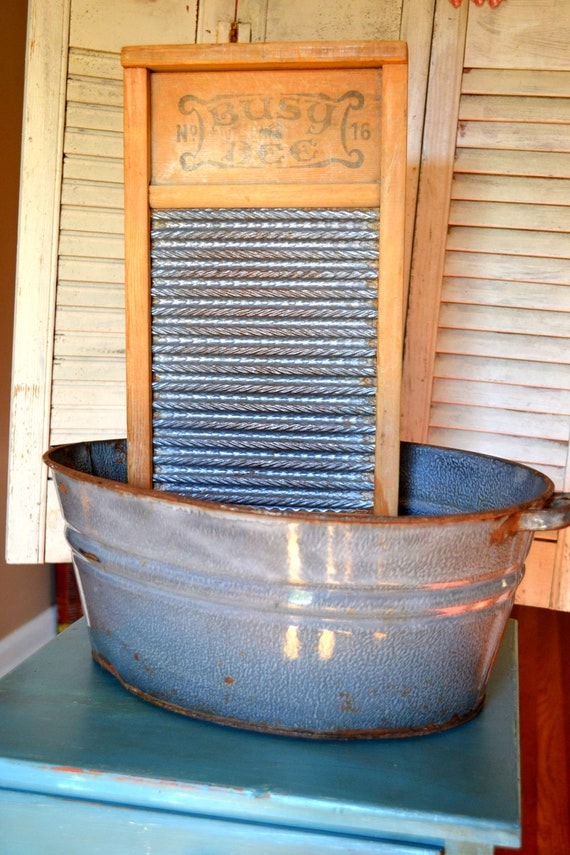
[517,493,570,532]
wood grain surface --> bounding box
[497,605,570,855]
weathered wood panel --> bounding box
[434,353,570,390]
[430,403,568,446]
[446,227,570,259]
[461,68,570,98]
[452,174,570,205]
[449,201,570,233]
[444,251,570,286]
[439,303,568,338]
[458,122,570,153]
[69,0,198,53]
[264,0,402,42]
[6,0,71,563]
[437,328,567,365]
[465,0,570,72]
[400,0,469,444]
[432,378,570,419]
[454,148,570,178]
[459,94,570,123]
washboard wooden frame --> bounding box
[122,41,407,515]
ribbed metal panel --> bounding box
[150,208,379,511]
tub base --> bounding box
[92,650,485,740]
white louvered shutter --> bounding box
[404,0,570,609]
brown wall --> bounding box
[0,0,53,640]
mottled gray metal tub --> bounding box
[44,439,570,738]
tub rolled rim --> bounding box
[43,437,558,531]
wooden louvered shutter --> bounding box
[403,0,570,609]
[434,68,570,489]
[8,0,201,563]
[53,47,126,448]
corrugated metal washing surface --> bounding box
[150,207,379,511]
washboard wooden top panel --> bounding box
[122,41,407,515]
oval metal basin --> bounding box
[44,439,568,738]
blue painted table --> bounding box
[0,618,520,854]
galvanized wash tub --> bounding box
[45,439,570,739]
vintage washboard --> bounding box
[122,41,407,515]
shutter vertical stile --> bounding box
[400,0,469,446]
[7,0,71,563]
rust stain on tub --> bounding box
[339,692,359,713]
[490,514,521,544]
[80,486,91,516]
[52,766,104,776]
[78,548,100,563]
